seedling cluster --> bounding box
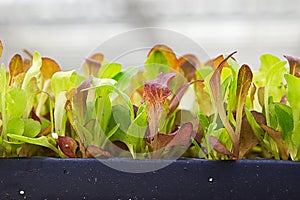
[0,40,300,160]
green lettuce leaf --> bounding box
[22,52,42,90]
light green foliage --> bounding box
[22,52,42,90]
[115,67,139,92]
[51,70,78,95]
[125,104,148,158]
[274,104,293,139]
[6,88,27,119]
[23,119,41,138]
[51,70,79,135]
[144,51,170,80]
[285,74,300,159]
[7,134,59,154]
[285,74,300,122]
[254,54,287,108]
[7,118,24,135]
[111,105,132,132]
[98,63,122,78]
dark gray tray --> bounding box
[0,158,299,200]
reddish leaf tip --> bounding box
[143,72,176,105]
[284,55,300,77]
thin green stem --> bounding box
[1,83,6,141]
[49,98,54,133]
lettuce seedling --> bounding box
[142,72,195,158]
[209,51,238,158]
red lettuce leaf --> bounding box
[83,53,104,76]
[235,64,253,148]
[284,55,300,77]
[73,78,92,124]
[177,54,200,81]
[209,135,235,158]
[209,51,238,156]
[143,72,176,106]
[205,54,233,69]
[156,122,194,149]
[239,114,259,159]
[148,122,194,158]
[86,145,112,158]
[260,124,289,160]
[9,54,23,85]
[143,72,176,138]
[41,57,61,79]
[58,136,78,158]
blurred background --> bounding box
[0,0,299,70]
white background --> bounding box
[0,0,299,70]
